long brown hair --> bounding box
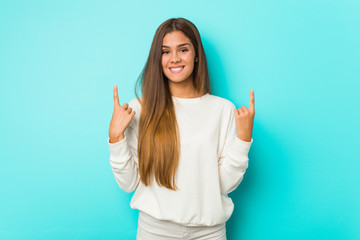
[134,18,211,190]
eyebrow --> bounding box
[161,43,191,48]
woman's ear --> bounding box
[195,57,198,62]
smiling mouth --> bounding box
[169,66,184,74]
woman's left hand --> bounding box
[234,89,255,142]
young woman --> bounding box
[108,18,255,240]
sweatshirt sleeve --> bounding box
[218,103,253,195]
[108,99,140,193]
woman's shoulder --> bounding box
[206,94,236,110]
[128,96,142,109]
[126,97,142,119]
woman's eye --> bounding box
[162,50,169,54]
[180,48,188,53]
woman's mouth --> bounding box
[169,66,184,74]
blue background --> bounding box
[1,0,359,239]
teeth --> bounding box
[170,67,184,71]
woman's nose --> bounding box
[171,52,180,63]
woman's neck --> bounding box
[169,79,201,98]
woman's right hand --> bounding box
[109,85,136,143]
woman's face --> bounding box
[161,30,197,85]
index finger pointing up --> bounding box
[113,85,120,106]
[249,89,255,112]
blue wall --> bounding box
[1,0,359,239]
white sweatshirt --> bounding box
[108,93,253,226]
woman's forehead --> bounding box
[162,31,192,47]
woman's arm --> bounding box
[108,121,140,193]
[218,90,255,195]
[218,101,253,195]
[108,86,140,193]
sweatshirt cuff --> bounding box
[233,136,253,155]
[108,136,127,145]
[108,136,131,160]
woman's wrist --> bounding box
[236,135,252,142]
[109,134,125,143]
